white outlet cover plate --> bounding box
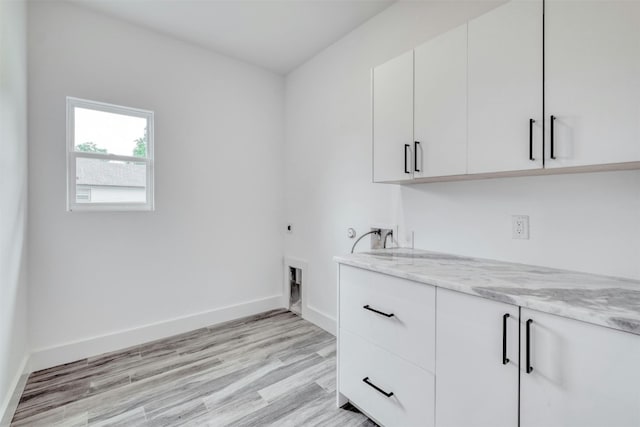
[512,215,530,240]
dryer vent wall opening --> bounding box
[289,266,302,316]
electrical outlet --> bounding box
[370,227,395,249]
[512,215,530,240]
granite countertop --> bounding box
[334,248,640,336]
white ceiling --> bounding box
[68,0,395,74]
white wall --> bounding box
[28,1,285,364]
[0,0,29,421]
[400,172,640,279]
[284,1,640,331]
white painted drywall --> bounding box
[284,1,640,330]
[0,0,29,420]
[399,172,640,278]
[28,2,285,356]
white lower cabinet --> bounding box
[520,308,640,427]
[338,265,435,426]
[339,265,435,371]
[337,265,640,427]
[435,288,519,427]
[339,329,435,427]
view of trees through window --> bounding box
[75,142,107,153]
[75,127,148,158]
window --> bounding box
[66,97,154,211]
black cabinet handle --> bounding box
[550,116,556,160]
[363,305,394,318]
[529,119,535,161]
[363,377,394,397]
[404,144,410,174]
[414,141,421,172]
[526,319,533,374]
[502,313,510,365]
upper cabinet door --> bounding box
[545,1,640,168]
[373,51,414,183]
[520,308,640,427]
[467,0,543,174]
[414,24,468,178]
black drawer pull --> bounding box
[363,305,394,318]
[414,141,421,172]
[363,377,394,397]
[529,119,535,161]
[404,144,410,174]
[502,313,510,365]
[526,319,533,374]
[550,116,556,160]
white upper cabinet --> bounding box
[414,24,468,178]
[467,0,543,174]
[372,51,414,182]
[372,0,640,183]
[545,1,640,168]
[520,308,640,427]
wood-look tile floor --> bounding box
[12,309,376,427]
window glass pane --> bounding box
[76,157,147,204]
[74,107,148,157]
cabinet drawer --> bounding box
[339,329,435,427]
[339,265,435,372]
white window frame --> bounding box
[76,187,92,202]
[66,97,154,212]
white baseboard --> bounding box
[0,355,30,427]
[304,304,336,336]
[30,295,284,372]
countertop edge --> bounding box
[334,257,640,337]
